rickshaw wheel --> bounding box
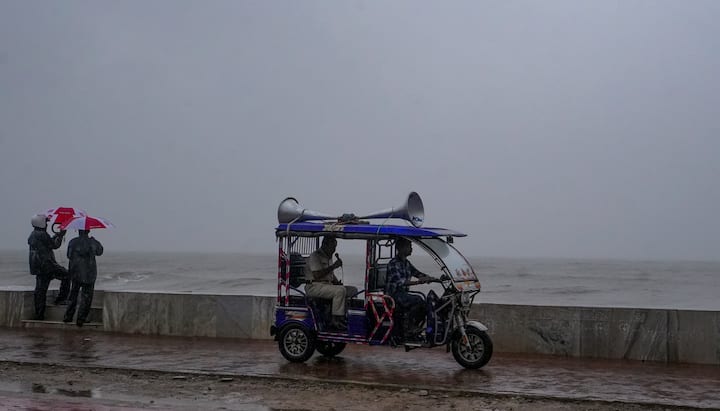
[451,327,493,369]
[278,323,316,363]
[316,341,346,357]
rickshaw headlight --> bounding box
[461,292,471,307]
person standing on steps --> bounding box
[63,229,103,327]
[27,214,71,320]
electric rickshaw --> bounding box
[270,192,493,369]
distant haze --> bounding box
[1,1,719,260]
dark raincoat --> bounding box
[27,228,64,277]
[67,235,104,284]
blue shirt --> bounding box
[386,257,426,296]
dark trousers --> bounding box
[392,292,426,337]
[53,265,71,303]
[64,280,95,324]
[32,265,70,320]
[33,275,52,320]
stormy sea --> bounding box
[1,250,718,310]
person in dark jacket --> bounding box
[63,229,103,327]
[27,214,71,320]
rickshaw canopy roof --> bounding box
[276,222,466,239]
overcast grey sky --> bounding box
[1,1,719,260]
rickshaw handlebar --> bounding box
[408,277,444,286]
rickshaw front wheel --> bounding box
[316,341,346,357]
[279,323,316,363]
[451,327,493,369]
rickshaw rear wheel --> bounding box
[278,323,316,363]
[316,341,346,357]
[451,327,493,369]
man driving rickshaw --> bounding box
[385,237,435,342]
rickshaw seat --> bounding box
[288,253,306,288]
[287,295,306,306]
[367,264,388,292]
[307,296,333,305]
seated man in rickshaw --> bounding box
[304,236,358,331]
[386,237,435,341]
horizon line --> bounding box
[1,248,718,264]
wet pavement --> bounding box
[0,327,718,409]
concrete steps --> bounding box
[41,304,103,323]
[21,289,105,330]
[46,289,104,309]
[21,319,103,330]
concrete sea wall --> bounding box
[102,292,274,339]
[471,304,720,365]
[0,290,26,328]
[1,289,718,365]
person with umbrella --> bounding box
[61,215,111,327]
[27,214,71,320]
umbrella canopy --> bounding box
[45,207,87,226]
[60,215,115,231]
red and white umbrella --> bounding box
[45,206,87,226]
[60,215,115,231]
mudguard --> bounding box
[446,320,488,352]
[274,320,316,342]
[465,320,488,332]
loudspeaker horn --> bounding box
[358,191,425,227]
[277,197,338,224]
